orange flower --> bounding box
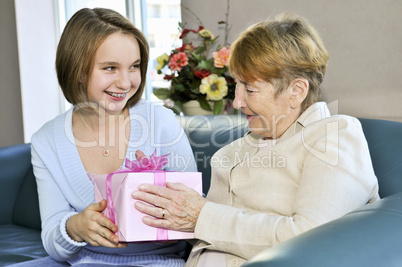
[212,47,231,68]
[168,52,189,72]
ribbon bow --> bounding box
[124,150,169,172]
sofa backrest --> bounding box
[359,118,402,197]
[178,114,249,194]
[0,143,41,230]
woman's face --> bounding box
[233,77,295,139]
[86,32,141,114]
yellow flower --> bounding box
[156,53,169,71]
[199,29,213,38]
[199,74,228,101]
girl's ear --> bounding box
[289,78,309,109]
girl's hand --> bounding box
[132,182,207,232]
[66,199,128,248]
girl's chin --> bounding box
[94,101,128,114]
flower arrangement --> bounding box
[153,23,235,115]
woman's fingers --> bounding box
[132,189,172,209]
[132,183,207,232]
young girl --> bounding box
[24,7,196,267]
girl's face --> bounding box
[86,32,141,114]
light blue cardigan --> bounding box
[31,100,197,265]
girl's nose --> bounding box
[116,71,131,90]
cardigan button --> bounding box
[231,259,239,266]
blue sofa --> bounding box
[1,115,402,266]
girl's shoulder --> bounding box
[129,99,176,121]
[31,109,72,147]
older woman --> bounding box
[132,12,379,266]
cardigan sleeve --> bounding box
[193,116,379,260]
[31,139,85,262]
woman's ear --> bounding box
[289,78,308,109]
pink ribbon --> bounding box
[105,150,169,241]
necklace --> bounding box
[77,111,121,157]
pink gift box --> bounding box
[94,171,202,242]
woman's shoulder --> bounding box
[300,102,362,132]
[309,113,362,133]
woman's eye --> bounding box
[104,66,115,71]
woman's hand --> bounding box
[132,182,207,232]
[66,199,128,248]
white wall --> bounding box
[182,0,402,122]
[15,0,62,143]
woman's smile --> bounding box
[246,114,258,121]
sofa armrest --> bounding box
[244,192,402,267]
[0,144,32,225]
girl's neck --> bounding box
[75,106,128,129]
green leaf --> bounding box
[173,83,185,92]
[213,99,223,115]
[171,101,183,115]
[192,53,205,62]
[200,60,214,70]
[197,97,212,111]
[153,88,171,100]
[194,46,206,54]
[211,36,219,43]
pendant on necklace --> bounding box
[103,149,110,157]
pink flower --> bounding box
[212,47,231,68]
[168,52,189,72]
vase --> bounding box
[181,100,227,116]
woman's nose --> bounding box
[233,88,245,109]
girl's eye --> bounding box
[130,64,140,71]
[104,66,116,71]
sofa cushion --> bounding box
[0,224,47,265]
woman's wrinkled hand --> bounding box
[132,182,207,233]
[66,199,128,248]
